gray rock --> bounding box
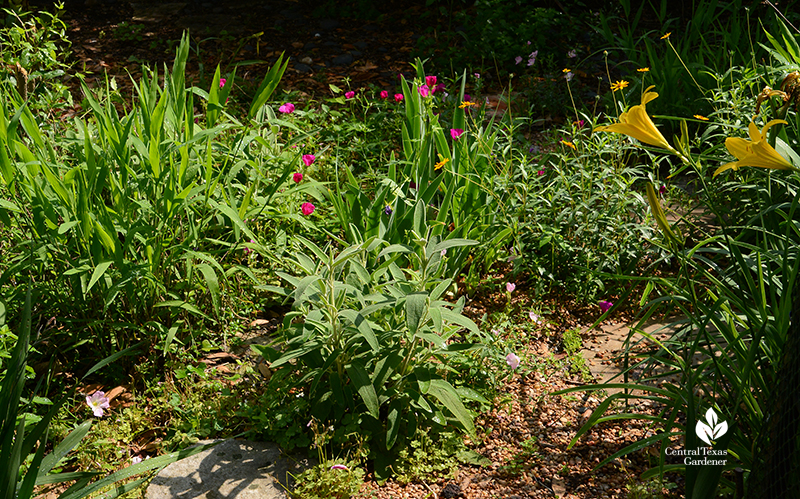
[294,63,312,73]
[146,439,314,499]
[350,50,362,58]
[332,54,353,66]
[354,41,368,51]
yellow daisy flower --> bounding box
[610,80,629,92]
[561,140,576,149]
[434,158,450,170]
[694,115,710,121]
[637,67,650,72]
[660,32,671,40]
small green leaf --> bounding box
[346,361,380,419]
[427,379,475,438]
[405,292,427,336]
[86,261,113,295]
[386,399,402,450]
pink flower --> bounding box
[537,169,545,176]
[244,239,254,254]
[515,56,523,65]
[418,85,430,98]
[302,154,315,167]
[527,50,538,67]
[394,93,404,102]
[529,311,541,324]
[599,300,614,313]
[330,464,349,471]
[506,282,515,293]
[450,128,464,140]
[301,202,315,216]
[131,456,143,464]
[425,75,437,87]
[279,103,295,114]
[659,185,667,195]
[219,78,227,88]
[345,91,355,99]
[433,83,446,94]
[506,353,521,369]
[86,391,110,417]
[464,94,471,101]
[293,172,303,183]
[380,90,388,99]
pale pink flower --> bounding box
[330,464,349,470]
[506,353,521,369]
[506,282,516,293]
[515,56,523,65]
[131,456,143,464]
[529,311,541,324]
[86,391,110,417]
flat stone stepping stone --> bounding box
[146,439,313,499]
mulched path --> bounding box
[351,288,681,499]
[45,0,471,100]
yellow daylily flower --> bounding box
[594,85,678,154]
[714,120,798,176]
[434,157,450,170]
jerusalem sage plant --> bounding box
[257,224,490,480]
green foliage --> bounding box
[0,281,212,499]
[257,233,494,479]
[626,475,676,499]
[519,118,657,300]
[499,436,539,477]
[0,33,295,354]
[392,431,464,484]
[0,3,71,110]
[561,22,800,496]
[592,0,790,124]
[291,459,365,499]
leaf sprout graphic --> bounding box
[695,408,728,446]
